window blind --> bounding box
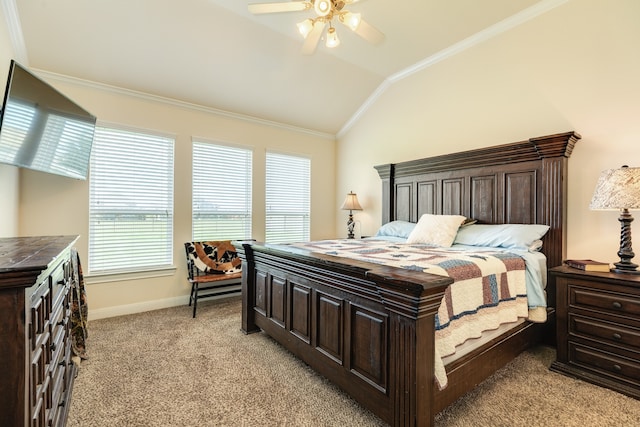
[192,141,252,241]
[265,152,310,243]
[89,126,174,274]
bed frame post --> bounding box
[374,163,395,225]
[373,273,448,426]
[529,132,580,269]
[388,314,438,426]
[236,241,259,334]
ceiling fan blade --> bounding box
[352,18,385,44]
[301,21,326,55]
[248,1,309,14]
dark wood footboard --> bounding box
[237,241,453,426]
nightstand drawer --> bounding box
[570,313,640,350]
[570,286,640,316]
[570,342,640,384]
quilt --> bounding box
[287,239,529,389]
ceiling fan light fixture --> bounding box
[314,0,332,17]
[342,11,361,31]
[297,18,314,38]
[249,0,384,53]
[326,26,340,48]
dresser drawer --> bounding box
[569,342,640,385]
[569,285,640,317]
[30,281,51,351]
[570,313,640,351]
[49,261,69,314]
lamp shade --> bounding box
[590,166,640,210]
[297,19,314,38]
[342,12,361,31]
[326,27,340,48]
[341,191,362,211]
[314,0,331,16]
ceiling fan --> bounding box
[248,0,385,54]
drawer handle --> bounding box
[50,342,56,352]
[58,360,66,367]
[613,364,622,372]
[612,333,622,340]
[612,301,622,309]
[58,399,65,408]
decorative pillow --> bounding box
[375,220,416,239]
[453,224,550,250]
[185,241,242,274]
[406,214,466,247]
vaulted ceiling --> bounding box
[9,0,555,136]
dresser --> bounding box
[550,266,640,399]
[0,235,79,427]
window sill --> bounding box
[85,265,177,285]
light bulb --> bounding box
[314,0,331,17]
[297,19,314,39]
[342,12,361,31]
[326,27,340,48]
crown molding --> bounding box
[337,0,570,139]
[1,0,28,64]
[33,68,336,142]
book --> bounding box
[564,259,611,272]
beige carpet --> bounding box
[67,297,640,427]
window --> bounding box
[89,126,174,274]
[265,152,310,243]
[192,141,252,241]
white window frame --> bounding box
[191,140,252,241]
[88,124,175,275]
[265,151,310,243]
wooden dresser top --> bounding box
[0,236,78,288]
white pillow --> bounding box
[406,214,466,247]
[453,224,550,250]
[375,220,416,238]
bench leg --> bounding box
[192,282,198,318]
[189,281,196,307]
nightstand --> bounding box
[549,266,640,399]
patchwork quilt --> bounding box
[287,239,529,389]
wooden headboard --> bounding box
[374,131,581,269]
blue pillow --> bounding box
[453,224,550,250]
[375,220,416,239]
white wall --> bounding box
[17,79,336,319]
[337,0,640,266]
[0,6,18,237]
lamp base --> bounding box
[611,260,640,274]
[346,212,355,239]
[613,209,639,275]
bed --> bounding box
[235,131,580,426]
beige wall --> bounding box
[8,0,640,317]
[17,79,336,318]
[337,0,640,265]
[0,8,18,237]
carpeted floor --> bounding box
[67,297,640,426]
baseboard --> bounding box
[88,293,238,321]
